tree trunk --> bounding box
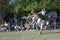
[0,4,3,24]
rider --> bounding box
[38,8,46,16]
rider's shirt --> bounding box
[38,9,46,16]
[40,10,46,15]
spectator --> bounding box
[24,22,30,31]
[14,24,20,31]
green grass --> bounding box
[0,30,60,40]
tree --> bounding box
[0,0,10,23]
[0,0,15,20]
[0,0,60,18]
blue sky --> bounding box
[10,0,15,2]
[9,0,15,4]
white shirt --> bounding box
[38,9,46,16]
[4,23,8,26]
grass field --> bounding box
[0,30,60,40]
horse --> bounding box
[46,11,57,29]
[37,11,57,34]
[36,14,49,34]
[21,16,32,31]
[31,13,38,30]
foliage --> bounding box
[0,0,14,19]
[0,0,60,18]
[14,0,60,17]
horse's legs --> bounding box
[36,22,38,30]
[37,20,43,34]
[39,23,43,34]
[26,28,28,31]
[45,26,47,31]
[32,23,35,30]
[54,21,56,29]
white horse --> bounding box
[37,15,50,34]
[31,13,38,29]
